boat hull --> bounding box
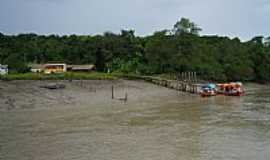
[225,91,243,96]
[200,92,216,97]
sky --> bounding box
[0,0,270,41]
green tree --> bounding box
[173,18,202,35]
[4,54,29,73]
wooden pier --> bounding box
[141,72,202,94]
[67,72,203,95]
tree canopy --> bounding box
[0,17,270,82]
[173,18,202,35]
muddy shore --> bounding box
[0,80,196,111]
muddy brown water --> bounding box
[0,81,270,160]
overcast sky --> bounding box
[0,0,269,40]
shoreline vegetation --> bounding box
[0,72,177,84]
[1,18,270,82]
[1,72,268,84]
[0,72,161,82]
[0,72,134,81]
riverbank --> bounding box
[1,72,268,84]
[0,72,121,81]
[0,79,188,111]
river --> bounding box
[0,82,269,160]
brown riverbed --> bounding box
[0,80,270,160]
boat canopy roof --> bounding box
[217,82,243,88]
[201,83,216,89]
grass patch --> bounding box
[0,72,168,81]
[0,72,148,81]
[0,72,118,81]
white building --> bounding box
[29,64,44,73]
[0,64,8,75]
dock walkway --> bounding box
[140,73,202,94]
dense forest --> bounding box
[0,18,270,82]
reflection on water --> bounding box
[0,84,270,160]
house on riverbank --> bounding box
[29,63,95,74]
[44,63,67,74]
[29,64,44,73]
[0,64,8,75]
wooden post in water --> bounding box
[193,73,195,92]
[188,72,191,92]
[188,72,191,83]
[194,72,197,83]
[125,92,128,102]
[182,83,184,92]
[190,72,193,83]
[192,72,195,83]
[176,73,179,90]
[181,72,184,81]
[183,72,185,82]
[111,85,114,99]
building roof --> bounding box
[45,63,67,66]
[29,64,44,69]
[29,64,95,70]
[67,64,95,70]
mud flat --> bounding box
[0,81,270,160]
[0,80,191,111]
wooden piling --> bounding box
[194,72,197,83]
[111,85,114,99]
[125,92,128,102]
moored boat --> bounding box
[200,84,217,97]
[217,82,244,96]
